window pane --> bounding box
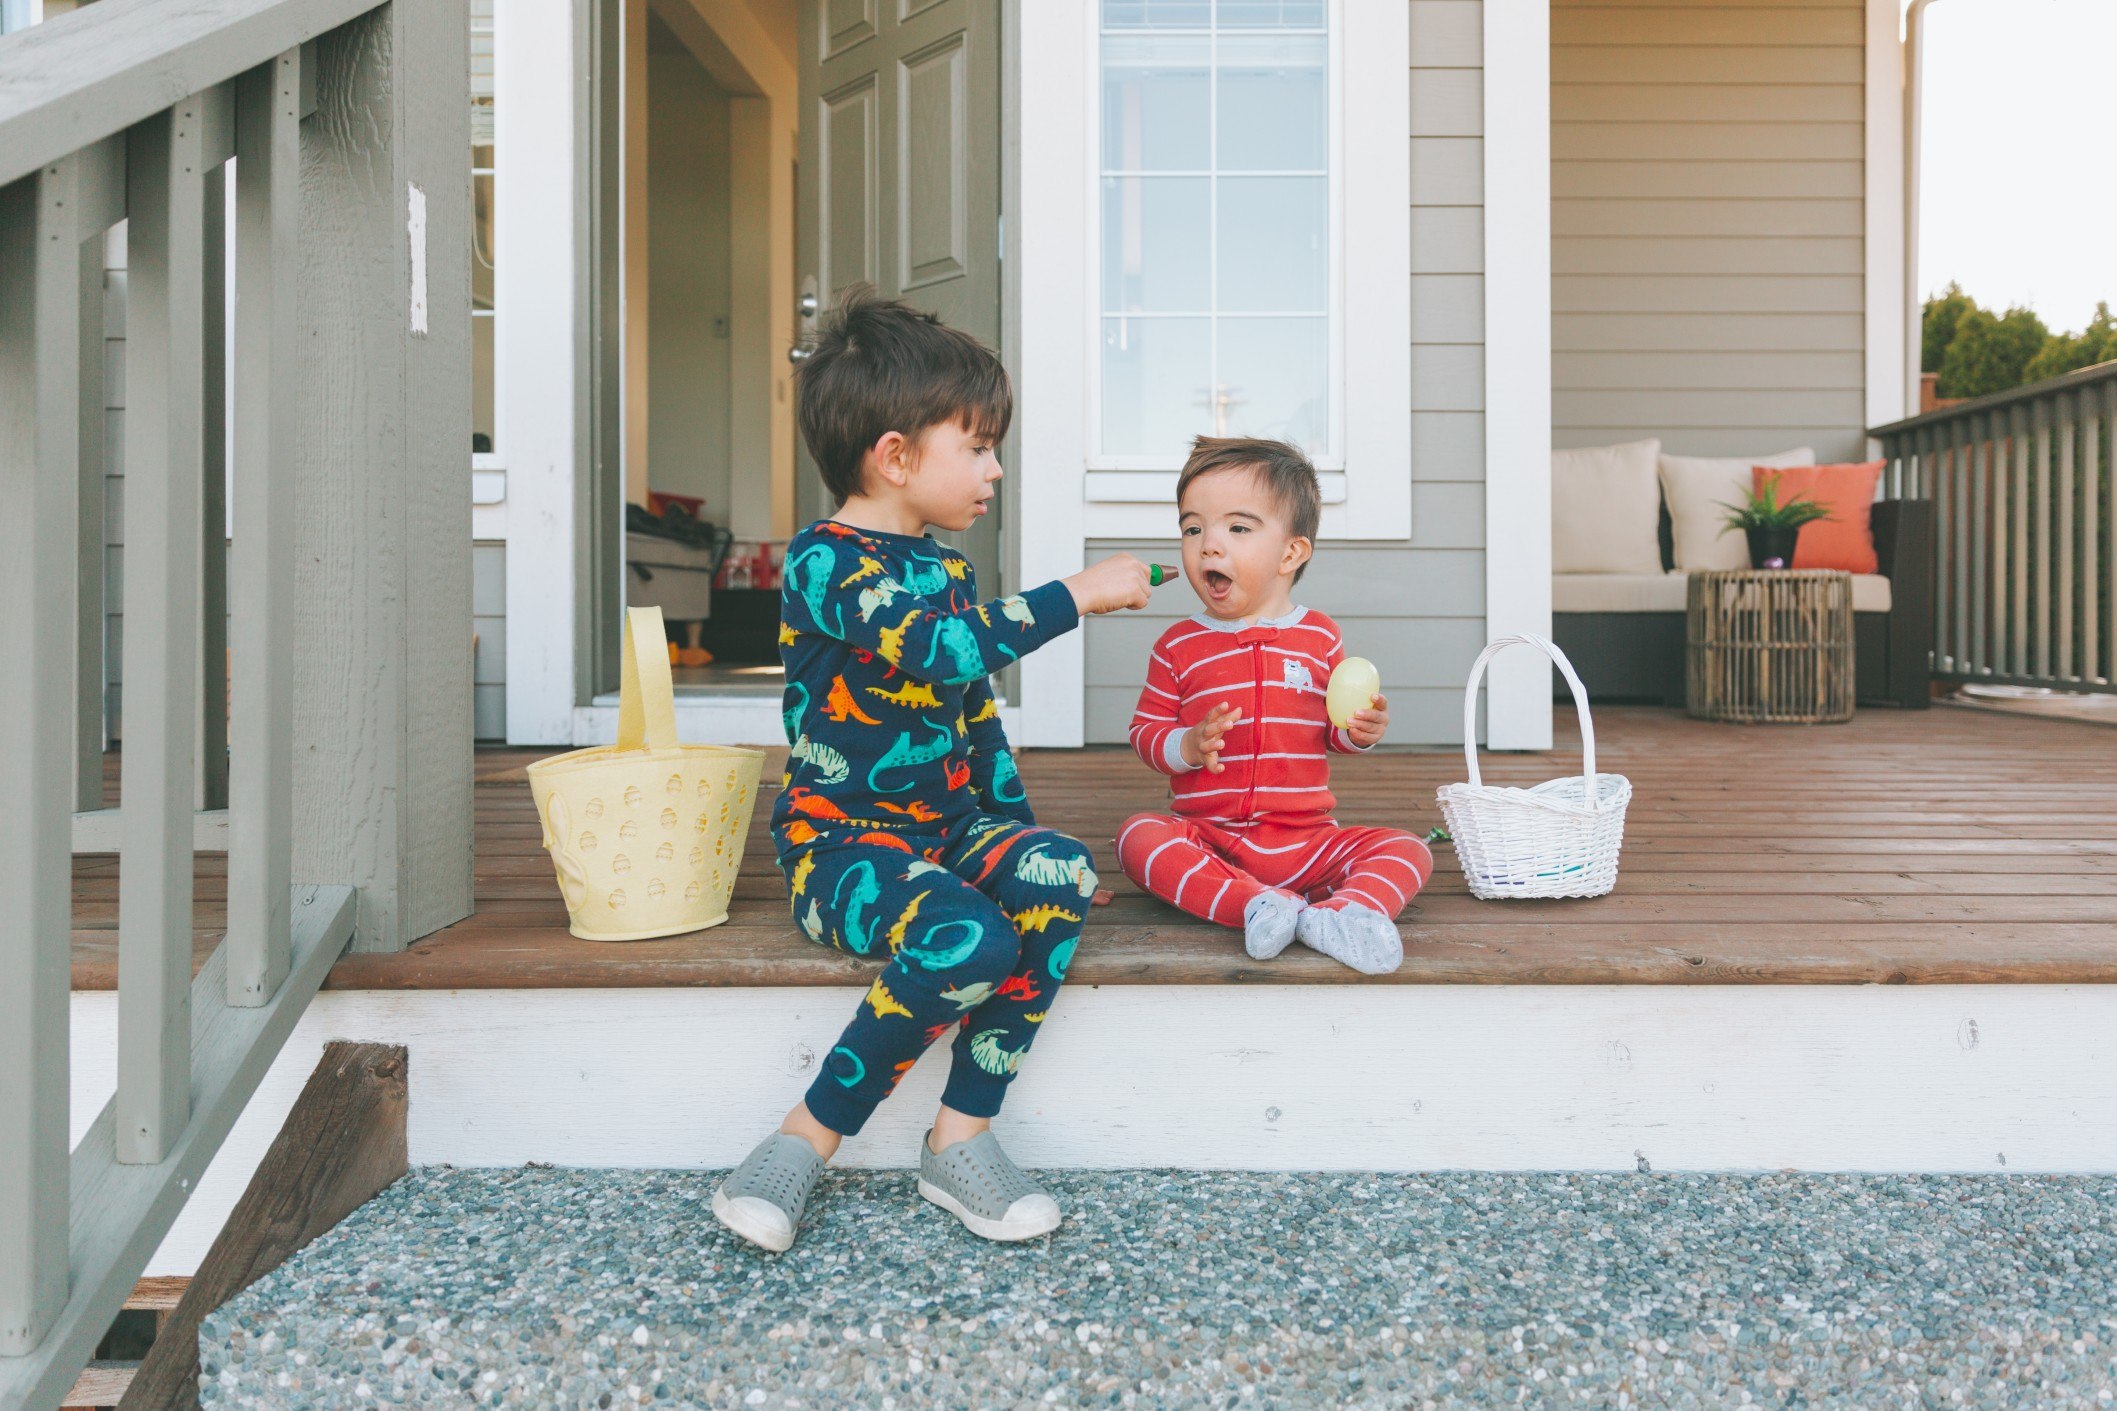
[1216,176,1325,312]
[1102,176,1210,313]
[1095,0,1335,465]
[1216,33,1325,171]
[1101,0,1211,29]
[1216,316,1329,453]
[1101,34,1209,170]
[1216,1,1325,28]
[1102,317,1211,456]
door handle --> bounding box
[788,345,814,364]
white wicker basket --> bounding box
[1437,634,1631,900]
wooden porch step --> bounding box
[68,708,2117,990]
[58,1278,188,1411]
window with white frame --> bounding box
[471,0,498,462]
[1096,0,1338,469]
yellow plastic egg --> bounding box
[1326,656,1381,728]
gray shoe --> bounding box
[712,1132,825,1253]
[1243,890,1305,961]
[917,1130,1061,1242]
[1296,902,1405,975]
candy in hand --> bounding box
[1148,564,1182,587]
[1326,656,1382,728]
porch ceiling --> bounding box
[72,706,2117,989]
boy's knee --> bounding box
[1007,829,1099,901]
[897,903,1021,985]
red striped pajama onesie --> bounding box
[1116,608,1432,926]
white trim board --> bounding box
[1480,0,1553,750]
[76,983,2117,1275]
[1864,0,1909,435]
[497,0,582,746]
[1012,0,1093,746]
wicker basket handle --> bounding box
[616,606,681,753]
[1460,633,1603,809]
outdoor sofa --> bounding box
[1548,441,1933,710]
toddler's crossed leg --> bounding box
[1114,813,1266,927]
[1291,825,1434,918]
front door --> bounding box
[797,0,1004,591]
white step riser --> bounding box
[71,983,2117,1276]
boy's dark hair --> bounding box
[794,284,1013,505]
[1176,436,1321,582]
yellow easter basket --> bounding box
[527,607,767,940]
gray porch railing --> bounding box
[1870,362,2117,693]
[0,0,470,1404]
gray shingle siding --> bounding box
[1551,0,1869,462]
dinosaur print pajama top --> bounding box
[773,520,1093,1136]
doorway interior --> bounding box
[621,0,799,696]
[613,0,1010,713]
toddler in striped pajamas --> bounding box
[1117,437,1432,974]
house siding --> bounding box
[1080,0,1489,747]
[97,230,511,746]
[1551,0,1869,461]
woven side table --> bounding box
[1686,569,1855,723]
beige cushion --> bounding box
[1658,446,1816,572]
[1553,571,1892,614]
[1552,438,1663,574]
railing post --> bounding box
[293,3,473,951]
[227,50,301,1005]
[118,102,207,1163]
[75,219,108,812]
[199,156,232,813]
[0,156,82,1358]
[2083,388,2102,685]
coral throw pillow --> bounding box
[1752,462,1884,574]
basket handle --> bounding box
[1460,633,1603,809]
[617,606,680,752]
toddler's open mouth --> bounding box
[1203,569,1234,599]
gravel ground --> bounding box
[198,1167,2117,1409]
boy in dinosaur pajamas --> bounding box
[1117,437,1433,976]
[711,288,1154,1254]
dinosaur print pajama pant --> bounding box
[784,813,1096,1136]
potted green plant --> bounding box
[1720,477,1832,569]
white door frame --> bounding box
[497,0,585,746]
[1481,0,1554,751]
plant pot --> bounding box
[1744,526,1801,569]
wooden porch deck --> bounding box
[71,706,2117,990]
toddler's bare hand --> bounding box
[1345,692,1389,749]
[1063,554,1154,616]
[1182,702,1242,773]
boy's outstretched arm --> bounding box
[783,540,1152,687]
[961,676,1035,824]
[783,537,1074,685]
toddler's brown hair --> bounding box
[1175,436,1321,582]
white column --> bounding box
[500,0,583,744]
[1480,0,1553,751]
[1011,0,1092,748]
[1865,0,1908,435]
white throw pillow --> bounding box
[1551,438,1663,575]
[1658,446,1816,572]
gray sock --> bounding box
[1296,903,1404,975]
[1242,890,1305,961]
